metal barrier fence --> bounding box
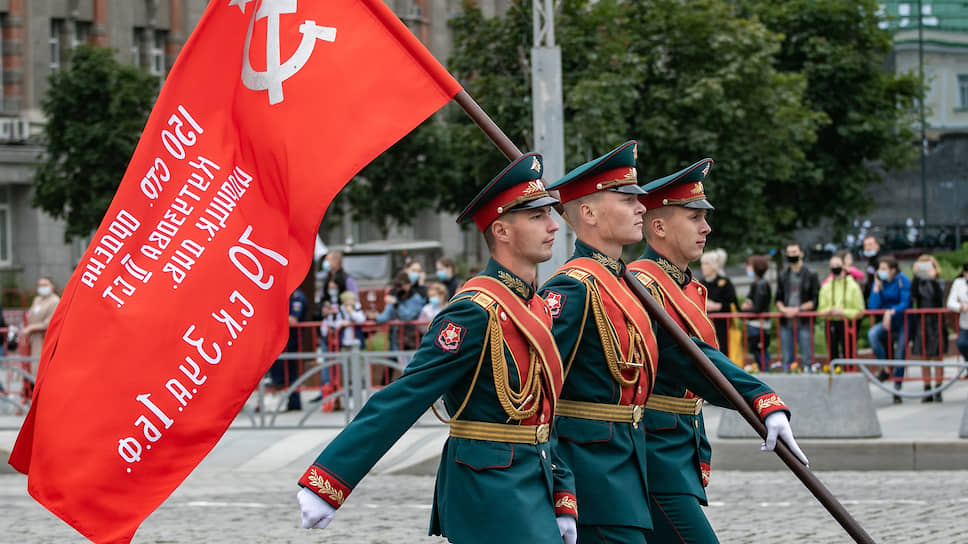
[707,307,960,372]
[3,309,963,421]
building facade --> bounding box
[0,0,210,295]
[869,2,968,237]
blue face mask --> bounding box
[408,271,420,284]
[877,270,890,281]
[436,270,450,281]
[746,269,755,278]
[322,260,331,272]
[429,296,441,307]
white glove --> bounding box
[762,412,809,466]
[557,515,577,544]
[297,487,337,529]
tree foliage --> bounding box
[738,0,922,243]
[332,0,921,253]
[33,45,159,242]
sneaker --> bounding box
[935,392,943,403]
[876,369,890,382]
[893,395,903,404]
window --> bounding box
[150,29,167,75]
[49,19,63,70]
[72,21,91,49]
[132,27,144,67]
[0,186,12,265]
[959,75,968,109]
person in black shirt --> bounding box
[699,248,738,353]
[741,254,773,371]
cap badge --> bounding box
[691,182,704,195]
[530,156,541,172]
[702,163,710,177]
[524,180,545,195]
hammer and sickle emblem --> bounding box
[241,0,337,105]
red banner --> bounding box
[8,1,460,542]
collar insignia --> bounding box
[592,252,620,275]
[498,270,529,298]
[655,256,687,285]
[530,156,541,172]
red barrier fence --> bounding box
[5,308,961,414]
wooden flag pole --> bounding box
[452,88,876,544]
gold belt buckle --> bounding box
[535,423,550,444]
[632,404,644,423]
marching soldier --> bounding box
[296,153,579,543]
[538,141,656,543]
[629,158,808,543]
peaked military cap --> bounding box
[640,158,715,210]
[547,141,645,203]
[457,152,559,232]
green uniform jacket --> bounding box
[539,240,655,529]
[633,248,790,503]
[299,259,576,544]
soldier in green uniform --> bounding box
[539,141,654,544]
[629,158,809,543]
[296,153,579,544]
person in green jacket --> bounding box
[296,153,579,544]
[630,158,808,543]
[819,253,865,363]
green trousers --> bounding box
[644,493,719,544]
[577,524,649,544]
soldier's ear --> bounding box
[490,218,512,244]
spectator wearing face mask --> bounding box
[319,251,358,307]
[405,260,428,299]
[375,271,426,350]
[910,255,947,402]
[419,282,450,322]
[23,277,61,379]
[435,257,462,299]
[775,242,819,371]
[867,255,911,403]
[821,249,865,287]
[818,254,864,364]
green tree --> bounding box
[333,118,453,238]
[443,0,821,250]
[738,0,923,242]
[33,45,159,242]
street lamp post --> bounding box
[918,0,928,226]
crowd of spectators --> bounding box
[266,252,466,410]
[263,235,968,411]
[721,235,964,404]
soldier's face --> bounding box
[506,206,559,264]
[596,192,645,245]
[664,207,711,265]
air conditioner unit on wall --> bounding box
[0,119,13,143]
[10,119,29,142]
